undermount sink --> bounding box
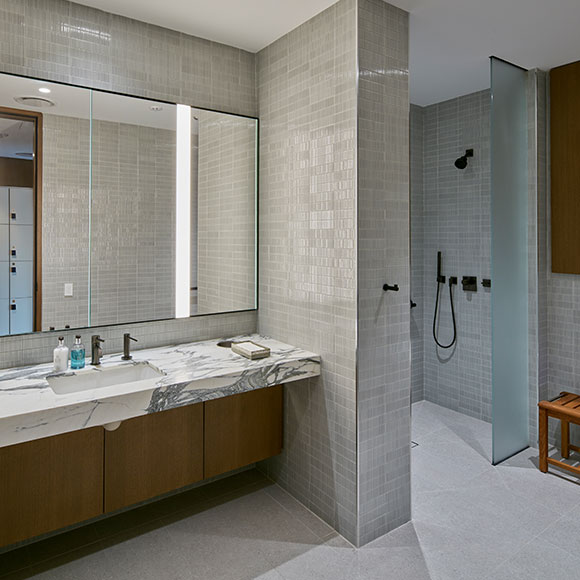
[47,361,164,395]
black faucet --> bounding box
[122,333,138,360]
[91,335,105,366]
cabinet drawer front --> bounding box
[204,385,283,479]
[9,187,34,225]
[0,428,104,548]
[104,404,204,513]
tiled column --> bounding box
[258,0,411,546]
[356,0,410,546]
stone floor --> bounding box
[1,400,580,580]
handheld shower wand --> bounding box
[433,251,457,349]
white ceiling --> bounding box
[0,118,34,159]
[74,0,580,106]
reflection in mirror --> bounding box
[192,109,257,315]
[0,72,258,338]
[0,73,91,335]
[90,92,176,326]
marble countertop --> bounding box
[0,335,320,448]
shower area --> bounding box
[410,58,531,470]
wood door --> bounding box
[0,428,104,548]
[551,60,580,273]
[0,106,43,330]
[204,386,283,479]
[104,404,204,513]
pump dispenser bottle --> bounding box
[71,335,85,370]
[53,337,69,373]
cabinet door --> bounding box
[9,260,33,298]
[104,404,204,513]
[9,297,33,334]
[0,264,8,299]
[0,187,8,224]
[204,386,283,479]
[0,428,104,548]
[9,187,34,225]
[9,225,34,261]
[0,299,8,335]
[0,224,8,260]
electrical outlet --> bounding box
[64,283,73,297]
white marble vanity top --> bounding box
[0,335,320,448]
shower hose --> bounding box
[433,278,457,349]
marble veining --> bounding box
[0,335,320,448]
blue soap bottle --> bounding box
[71,335,86,370]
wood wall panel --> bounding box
[0,158,34,187]
[551,60,580,273]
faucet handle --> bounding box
[92,334,105,344]
[124,333,137,342]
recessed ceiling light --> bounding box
[38,87,51,94]
[150,105,163,112]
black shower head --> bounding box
[454,148,473,170]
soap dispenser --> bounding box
[71,335,85,370]
[53,336,69,373]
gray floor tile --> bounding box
[3,402,579,580]
[487,537,580,580]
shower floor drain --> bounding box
[411,441,419,448]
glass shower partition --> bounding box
[490,57,529,464]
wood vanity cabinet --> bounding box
[0,427,104,547]
[550,60,580,273]
[104,403,204,513]
[204,385,283,478]
[0,387,284,548]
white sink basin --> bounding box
[47,362,164,395]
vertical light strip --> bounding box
[88,89,93,326]
[175,104,191,318]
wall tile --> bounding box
[257,0,359,544]
[357,0,410,546]
[0,0,258,367]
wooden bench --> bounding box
[538,392,580,476]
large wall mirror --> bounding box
[0,72,257,337]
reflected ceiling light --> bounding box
[14,96,55,108]
[150,105,163,112]
[38,87,51,94]
[15,152,34,159]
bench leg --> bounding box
[539,408,548,473]
[562,420,570,459]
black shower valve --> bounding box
[449,276,458,286]
[462,276,477,292]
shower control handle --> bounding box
[383,283,399,292]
